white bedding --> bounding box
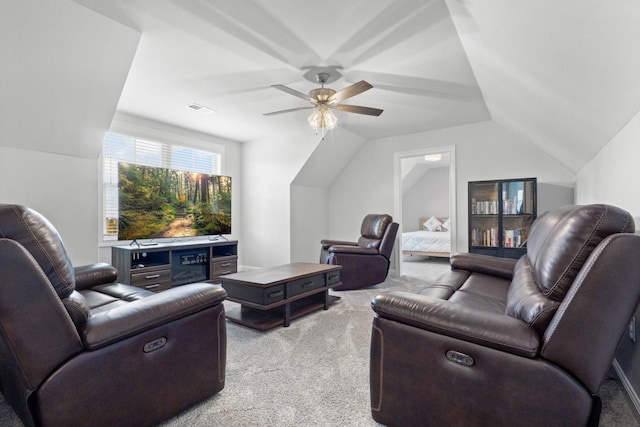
[402,230,451,254]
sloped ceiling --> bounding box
[0,0,140,159]
[401,152,450,195]
[70,0,489,143]
[66,0,640,173]
[447,0,640,173]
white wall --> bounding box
[288,129,367,263]
[0,0,139,266]
[241,128,322,268]
[403,167,449,232]
[290,185,329,263]
[576,109,640,222]
[328,121,575,253]
[0,146,99,265]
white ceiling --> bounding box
[70,0,489,143]
[70,0,640,173]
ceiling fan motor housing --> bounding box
[309,87,336,103]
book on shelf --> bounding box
[503,198,523,215]
[472,199,499,215]
[503,229,527,248]
[471,227,498,247]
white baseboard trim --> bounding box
[612,358,640,416]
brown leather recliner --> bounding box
[0,205,227,427]
[320,214,399,290]
[370,204,640,427]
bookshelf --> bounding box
[468,178,536,259]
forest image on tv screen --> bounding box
[118,162,231,240]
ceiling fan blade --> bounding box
[271,84,317,104]
[328,80,373,104]
[345,71,484,102]
[333,104,383,116]
[263,106,314,116]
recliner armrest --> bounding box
[371,291,540,358]
[321,239,357,250]
[74,263,118,290]
[328,245,378,255]
[450,253,517,280]
[82,282,227,350]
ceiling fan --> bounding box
[264,72,383,132]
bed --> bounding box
[402,216,451,258]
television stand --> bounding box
[129,239,159,248]
[112,240,238,291]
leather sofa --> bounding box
[320,213,399,290]
[0,205,227,427]
[370,204,640,426]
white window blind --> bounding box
[102,132,221,240]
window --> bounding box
[102,132,221,241]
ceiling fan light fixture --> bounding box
[308,104,337,133]
[266,73,381,134]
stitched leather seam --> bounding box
[528,303,559,328]
[541,238,609,355]
[87,292,220,348]
[371,323,384,412]
[378,305,537,355]
[546,207,606,299]
[217,309,225,383]
[12,206,73,295]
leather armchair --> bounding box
[0,205,227,427]
[370,204,640,426]
[320,214,399,290]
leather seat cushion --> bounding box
[418,270,470,300]
[448,273,510,314]
[92,283,155,301]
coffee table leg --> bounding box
[284,302,291,327]
[324,289,329,310]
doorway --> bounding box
[393,146,456,278]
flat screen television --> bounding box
[117,162,231,241]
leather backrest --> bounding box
[0,204,75,298]
[526,204,634,302]
[358,214,393,250]
[506,204,634,334]
[378,222,399,260]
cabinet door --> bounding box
[469,181,500,253]
[501,179,536,251]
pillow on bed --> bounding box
[441,218,451,231]
[423,216,443,232]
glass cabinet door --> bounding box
[468,178,537,258]
[469,181,499,250]
[501,179,535,249]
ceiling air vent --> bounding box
[186,103,216,115]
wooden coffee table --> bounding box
[220,262,342,330]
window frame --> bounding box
[100,131,223,244]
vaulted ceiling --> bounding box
[71,0,640,174]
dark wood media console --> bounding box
[112,240,238,291]
[221,262,342,330]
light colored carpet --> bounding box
[0,256,637,426]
